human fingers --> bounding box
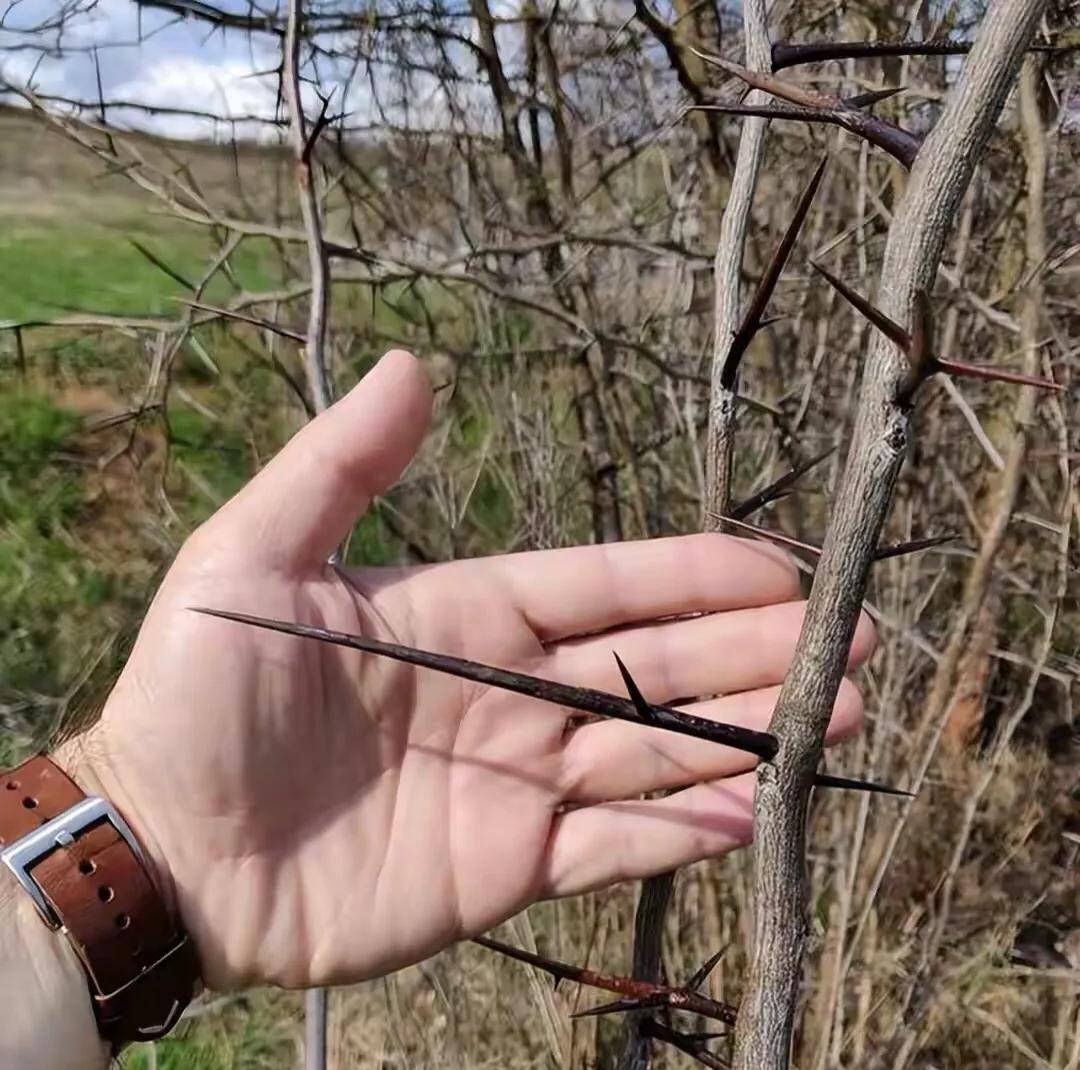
[559,678,864,805]
[545,601,876,703]
[542,774,756,898]
[485,533,800,643]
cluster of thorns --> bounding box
[198,32,1063,1068]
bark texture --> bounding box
[730,4,1048,1066]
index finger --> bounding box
[489,533,801,643]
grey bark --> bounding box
[730,4,1049,1067]
[619,4,772,1069]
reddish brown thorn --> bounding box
[813,772,914,797]
[809,262,911,350]
[709,514,822,557]
[692,50,919,168]
[721,156,828,389]
[476,935,738,1025]
[933,358,1062,393]
[730,447,835,521]
[191,608,779,760]
[874,533,957,560]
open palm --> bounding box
[68,351,871,991]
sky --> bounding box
[0,1,358,139]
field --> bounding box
[1,30,1077,1068]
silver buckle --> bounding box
[1,796,148,930]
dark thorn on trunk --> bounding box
[813,772,915,797]
[686,947,727,991]
[809,262,911,349]
[729,448,835,521]
[191,607,780,760]
[642,1019,732,1069]
[708,514,823,557]
[720,156,828,388]
[844,85,905,109]
[771,38,1062,71]
[873,533,957,560]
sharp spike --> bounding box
[692,102,842,124]
[771,38,1062,72]
[730,447,835,521]
[693,50,919,167]
[934,358,1062,392]
[686,947,727,991]
[571,996,663,1020]
[709,515,822,557]
[874,533,957,561]
[721,156,828,388]
[809,262,911,349]
[691,49,836,110]
[844,85,905,109]
[191,608,780,761]
[813,772,914,797]
[473,936,583,985]
[613,653,654,722]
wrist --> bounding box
[0,871,110,1070]
[53,723,180,923]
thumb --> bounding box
[219,349,433,569]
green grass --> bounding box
[0,218,275,323]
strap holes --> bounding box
[98,885,115,903]
[22,797,37,809]
[79,859,96,876]
[115,913,131,931]
[5,780,19,790]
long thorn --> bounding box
[476,936,738,1024]
[730,448,835,520]
[809,262,911,349]
[845,85,905,109]
[642,1020,731,1069]
[692,50,920,167]
[192,608,779,760]
[874,533,957,560]
[934,358,1062,392]
[686,947,727,991]
[771,38,1062,71]
[709,514,822,557]
[813,772,914,798]
[721,156,828,388]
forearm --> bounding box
[0,874,110,1070]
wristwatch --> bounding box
[0,755,200,1050]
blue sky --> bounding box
[2,1,310,138]
[0,1,544,139]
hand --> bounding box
[63,350,873,991]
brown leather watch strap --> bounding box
[0,756,200,1049]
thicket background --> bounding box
[1,2,1077,1067]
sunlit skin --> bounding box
[61,349,874,992]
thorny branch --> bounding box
[730,4,1051,1067]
